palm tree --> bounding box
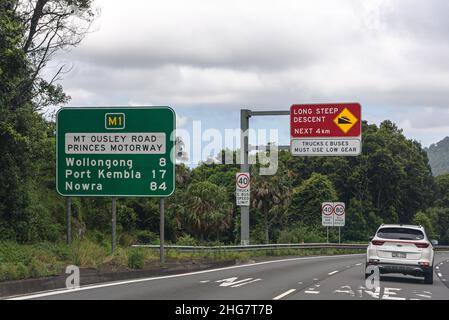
[175,163,191,186]
[182,181,233,241]
[251,171,291,244]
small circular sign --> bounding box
[236,173,250,189]
[322,204,333,216]
[334,204,345,216]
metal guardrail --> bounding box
[132,243,449,252]
[132,243,367,251]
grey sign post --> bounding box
[160,197,165,264]
[67,197,72,244]
[240,109,290,245]
[112,198,117,253]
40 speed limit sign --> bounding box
[236,172,250,206]
[322,202,345,227]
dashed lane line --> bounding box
[304,290,320,294]
[273,289,296,300]
[230,278,262,288]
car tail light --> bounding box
[371,240,385,246]
[415,243,429,248]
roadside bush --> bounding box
[176,234,197,246]
[0,263,18,281]
[89,230,107,246]
[16,262,29,279]
[277,225,325,244]
[127,249,145,269]
[119,233,136,247]
[72,239,107,267]
[28,258,48,278]
[136,230,158,244]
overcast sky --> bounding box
[50,0,449,155]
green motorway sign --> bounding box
[56,107,175,197]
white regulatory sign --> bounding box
[236,172,250,206]
[333,202,345,227]
[322,202,345,227]
[322,202,334,227]
[291,139,361,156]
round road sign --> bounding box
[334,204,345,216]
[236,173,250,189]
[322,204,333,216]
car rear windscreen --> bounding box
[376,227,424,240]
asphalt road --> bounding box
[10,252,449,300]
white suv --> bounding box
[365,224,436,284]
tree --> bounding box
[13,0,97,109]
[251,170,291,244]
[175,181,233,241]
[287,173,337,227]
[0,0,97,242]
[413,212,436,239]
[435,174,449,207]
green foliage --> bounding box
[28,258,48,278]
[119,233,136,247]
[288,173,338,226]
[71,239,108,267]
[277,225,325,243]
[413,212,436,239]
[136,230,158,244]
[176,234,198,246]
[173,181,233,241]
[413,207,449,244]
[435,174,449,207]
[127,249,145,269]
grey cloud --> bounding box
[382,0,449,42]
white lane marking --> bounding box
[313,278,319,281]
[200,280,210,283]
[438,273,443,277]
[7,253,364,300]
[355,263,362,266]
[334,285,355,296]
[436,267,439,270]
[231,278,262,288]
[305,291,320,294]
[328,270,339,276]
[381,287,405,300]
[298,282,303,284]
[416,294,431,299]
[216,277,254,287]
[273,289,296,300]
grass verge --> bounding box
[0,240,364,282]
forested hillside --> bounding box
[426,137,449,176]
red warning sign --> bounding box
[290,103,361,138]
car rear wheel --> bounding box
[424,268,433,285]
